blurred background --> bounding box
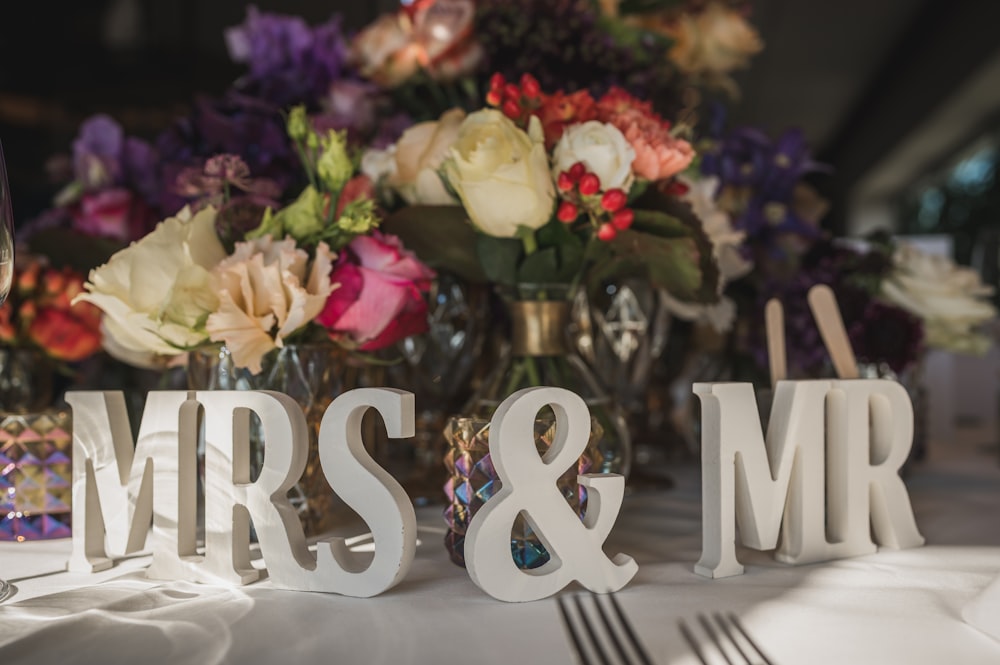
[3,0,1000,279]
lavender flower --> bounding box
[225,6,349,107]
[72,115,159,204]
[156,93,295,215]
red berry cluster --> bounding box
[555,161,635,242]
[486,73,542,125]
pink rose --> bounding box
[72,188,154,242]
[317,231,435,351]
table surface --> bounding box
[2,432,999,665]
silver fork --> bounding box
[678,612,776,665]
[557,591,656,665]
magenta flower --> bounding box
[317,231,435,351]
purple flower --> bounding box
[72,115,160,205]
[848,301,925,375]
[73,115,124,189]
[156,93,295,215]
[742,241,918,377]
[702,120,828,243]
[225,6,349,107]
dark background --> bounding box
[2,0,1000,240]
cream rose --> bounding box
[443,110,555,237]
[206,236,335,374]
[882,243,997,354]
[552,121,636,191]
[75,206,226,358]
[390,108,465,205]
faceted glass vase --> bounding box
[187,344,361,537]
[468,283,631,477]
[0,410,73,541]
[443,416,604,568]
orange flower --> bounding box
[27,307,102,362]
[536,90,598,149]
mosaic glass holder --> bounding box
[0,409,73,541]
[443,416,604,569]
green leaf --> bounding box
[381,205,487,283]
[517,247,560,284]
[477,235,522,286]
[597,192,721,302]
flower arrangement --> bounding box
[76,114,434,375]
[378,73,721,305]
[0,256,102,364]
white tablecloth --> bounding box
[2,434,999,665]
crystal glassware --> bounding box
[0,139,18,602]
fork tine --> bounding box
[727,613,776,665]
[558,595,595,665]
[712,613,753,664]
[603,593,656,665]
[571,594,615,665]
[698,613,738,665]
[678,619,710,665]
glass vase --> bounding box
[0,348,55,413]
[467,283,631,476]
[383,272,490,504]
[575,278,673,477]
[187,343,368,537]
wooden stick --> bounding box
[807,284,859,380]
[764,298,786,389]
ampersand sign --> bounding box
[464,387,638,602]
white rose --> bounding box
[443,110,555,237]
[390,108,465,205]
[75,206,227,358]
[552,121,636,191]
[882,243,997,353]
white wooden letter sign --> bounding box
[693,379,925,579]
[66,388,417,598]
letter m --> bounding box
[66,391,196,573]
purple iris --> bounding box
[701,120,827,241]
[225,6,349,107]
[72,115,159,204]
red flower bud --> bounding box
[557,171,575,192]
[520,73,541,98]
[568,162,586,181]
[503,83,521,102]
[597,223,617,242]
[501,100,521,120]
[486,90,502,106]
[600,188,627,212]
[663,180,690,196]
[611,208,635,230]
[578,173,601,196]
[489,72,506,92]
[556,200,579,223]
